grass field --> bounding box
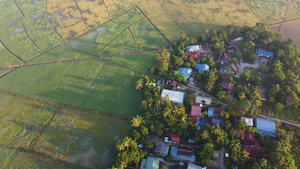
[0,18,42,61]
[106,51,157,73]
[0,0,22,22]
[34,107,132,168]
[0,44,22,67]
[15,0,46,15]
[0,147,14,167]
[104,0,136,17]
[22,13,63,50]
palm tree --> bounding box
[167,115,177,127]
[259,158,268,167]
[238,92,246,100]
[163,108,172,120]
[131,115,145,128]
[141,100,148,110]
[201,130,209,139]
[116,137,132,151]
[74,53,79,61]
[135,78,144,90]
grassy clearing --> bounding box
[49,59,106,105]
[0,19,42,61]
[113,8,143,28]
[0,92,54,148]
[26,46,92,65]
[106,51,157,73]
[22,13,63,50]
[103,0,136,17]
[0,147,14,167]
[7,151,79,169]
[93,62,134,91]
[134,0,182,42]
[67,21,124,55]
[121,74,144,117]
[35,108,131,168]
[101,29,136,54]
[75,0,110,29]
[243,0,287,23]
[0,51,22,67]
[129,19,169,50]
[15,0,46,15]
[47,0,88,40]
[0,62,73,100]
[0,0,22,22]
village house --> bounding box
[222,82,234,92]
[202,43,212,52]
[241,117,254,126]
[186,45,204,52]
[140,156,164,169]
[219,62,238,77]
[195,64,209,73]
[242,131,266,159]
[215,52,231,62]
[256,49,274,65]
[170,146,196,162]
[258,85,267,101]
[229,35,244,42]
[161,79,177,91]
[146,144,170,157]
[165,133,180,143]
[195,95,212,105]
[208,107,223,125]
[161,89,185,104]
[256,118,276,137]
[177,68,193,80]
[191,103,201,122]
[185,51,201,61]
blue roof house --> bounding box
[208,107,214,118]
[256,49,274,58]
[177,68,192,79]
[170,146,195,162]
[195,64,209,73]
[256,118,276,137]
[140,156,163,169]
[212,118,221,125]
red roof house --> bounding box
[191,103,201,122]
[165,133,180,143]
[243,131,260,148]
[243,145,265,159]
[186,51,201,60]
[222,82,234,92]
[244,131,255,140]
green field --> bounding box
[0,147,14,167]
[15,0,46,15]
[0,18,42,61]
[0,0,21,22]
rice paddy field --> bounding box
[1,0,300,168]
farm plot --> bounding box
[34,108,131,169]
[15,0,46,15]
[107,51,157,74]
[270,20,300,46]
[121,74,144,118]
[134,0,183,42]
[0,50,22,67]
[113,8,143,28]
[0,92,54,148]
[7,151,80,169]
[285,0,300,20]
[49,59,106,106]
[129,19,169,50]
[0,19,42,61]
[0,147,14,167]
[75,0,110,29]
[26,45,92,65]
[0,62,74,100]
[47,0,88,40]
[103,0,136,17]
[243,0,287,23]
[22,13,63,51]
[0,0,22,22]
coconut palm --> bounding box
[131,115,145,128]
[135,78,144,90]
[201,130,209,139]
[238,92,246,100]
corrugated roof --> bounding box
[256,118,276,137]
[161,89,185,104]
[208,107,214,117]
[191,103,201,120]
[169,133,180,142]
[145,156,163,169]
[177,68,193,79]
[256,49,273,58]
[195,64,209,73]
[212,118,221,125]
[241,117,253,126]
[186,45,203,52]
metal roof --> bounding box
[256,118,276,137]
[186,45,203,52]
[241,117,253,126]
[161,89,185,104]
[195,64,209,73]
[256,49,273,58]
[177,68,193,79]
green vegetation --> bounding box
[0,148,14,167]
[35,108,131,169]
[15,0,46,15]
[0,0,21,22]
[0,19,42,61]
[0,49,22,67]
[22,13,63,50]
[113,8,143,28]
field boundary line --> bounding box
[29,107,61,148]
[102,0,111,18]
[214,0,232,23]
[12,0,24,17]
[5,149,19,169]
[72,0,90,30]
[127,28,137,50]
[45,0,67,42]
[119,72,136,115]
[242,0,263,23]
[136,6,172,46]
[0,69,15,78]
[20,18,44,52]
[0,40,24,63]
[154,0,183,31]
[46,61,76,101]
[179,0,202,24]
